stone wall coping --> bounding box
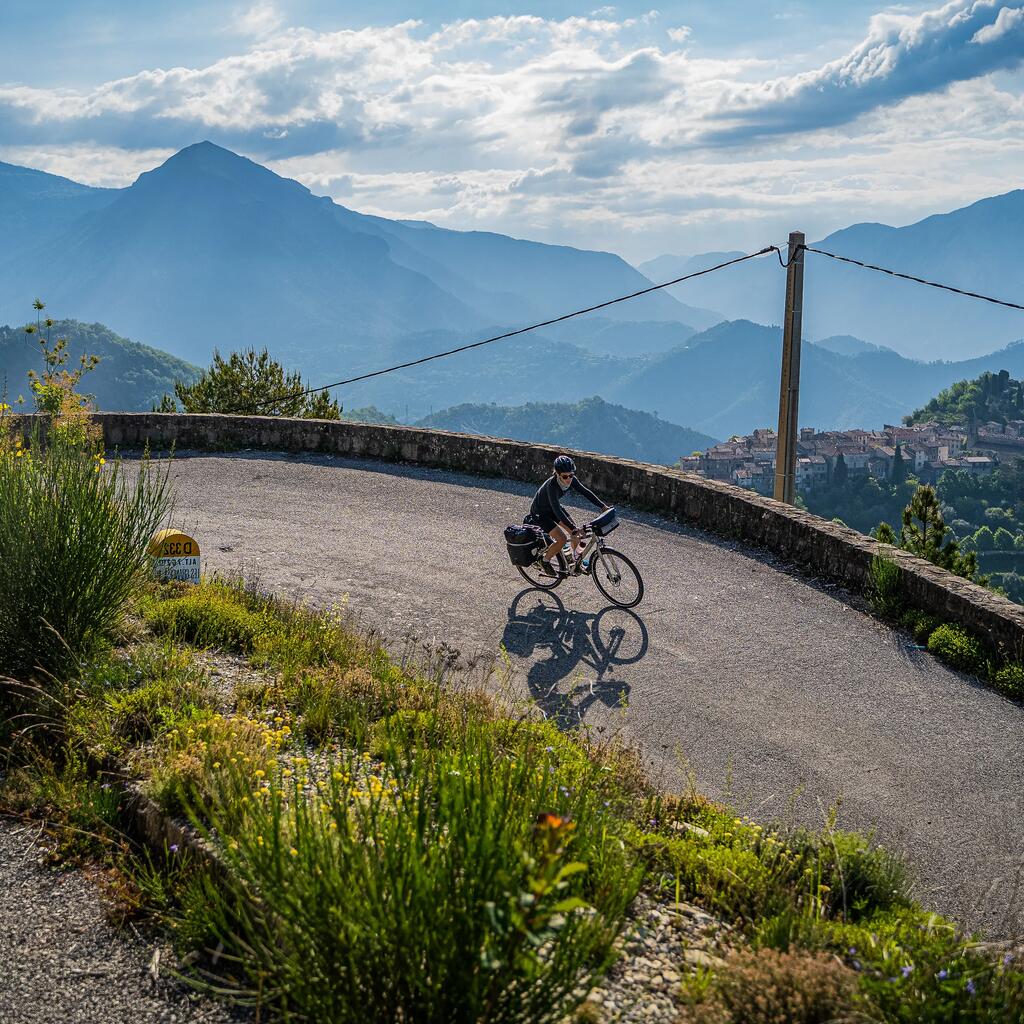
[18,411,1024,660]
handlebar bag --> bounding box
[591,507,619,536]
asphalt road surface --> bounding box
[145,450,1024,940]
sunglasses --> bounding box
[558,472,574,480]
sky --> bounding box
[1,1,1022,263]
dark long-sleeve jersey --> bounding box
[529,475,604,529]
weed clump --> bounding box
[679,947,860,1023]
[869,554,904,619]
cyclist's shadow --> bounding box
[501,589,649,729]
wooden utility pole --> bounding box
[773,231,806,504]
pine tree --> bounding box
[832,452,848,486]
[899,484,980,581]
[161,348,341,420]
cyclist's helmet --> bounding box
[553,455,576,474]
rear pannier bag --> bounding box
[504,524,545,566]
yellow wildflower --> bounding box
[289,847,298,857]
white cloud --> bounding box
[0,5,1021,259]
[972,4,1024,42]
[235,2,285,38]
[706,1,1024,143]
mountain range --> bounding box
[0,143,707,370]
[2,142,1023,437]
[639,190,1024,362]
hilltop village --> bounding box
[677,421,1024,495]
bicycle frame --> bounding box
[563,526,607,576]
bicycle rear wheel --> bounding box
[590,547,644,608]
[516,552,566,590]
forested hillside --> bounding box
[906,369,1024,428]
[806,368,1024,602]
[0,319,200,411]
[416,396,716,465]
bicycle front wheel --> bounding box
[591,547,644,608]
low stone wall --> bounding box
[90,411,1024,659]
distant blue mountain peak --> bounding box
[135,140,311,203]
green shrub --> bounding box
[898,609,940,644]
[869,554,904,619]
[927,625,988,676]
[992,663,1024,700]
[0,434,170,687]
[757,909,1024,1023]
[60,643,215,757]
[631,799,910,928]
[146,579,364,678]
[145,583,278,653]
[809,828,911,921]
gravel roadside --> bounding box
[0,818,246,1024]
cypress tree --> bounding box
[833,451,848,486]
[890,443,906,485]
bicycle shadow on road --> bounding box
[500,588,649,729]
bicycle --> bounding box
[513,507,644,609]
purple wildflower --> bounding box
[848,947,856,955]
[966,979,976,996]
[938,969,948,980]
[901,965,913,978]
[1005,953,1015,966]
[169,844,179,854]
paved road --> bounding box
[152,451,1024,940]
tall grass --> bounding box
[869,553,904,619]
[184,715,642,1023]
[0,427,171,688]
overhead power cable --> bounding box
[803,245,1024,313]
[240,245,780,414]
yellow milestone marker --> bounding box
[149,528,201,584]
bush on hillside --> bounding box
[160,347,341,419]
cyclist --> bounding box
[529,455,610,576]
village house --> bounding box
[681,419,988,493]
